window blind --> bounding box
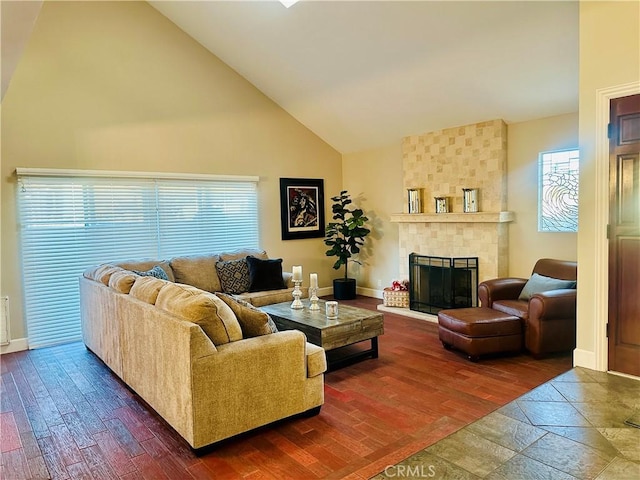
[17,172,259,348]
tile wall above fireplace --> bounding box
[394,119,513,282]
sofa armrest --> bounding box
[195,329,307,366]
[526,289,577,356]
[305,342,327,378]
[190,330,322,447]
[528,289,577,322]
[478,278,527,308]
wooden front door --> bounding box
[608,94,640,377]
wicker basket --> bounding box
[383,288,409,308]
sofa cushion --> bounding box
[130,276,167,304]
[219,249,268,262]
[116,259,175,282]
[108,270,138,294]
[132,265,169,281]
[518,273,576,301]
[216,293,277,337]
[86,264,123,285]
[246,256,287,292]
[492,300,529,320]
[215,259,251,294]
[237,288,302,307]
[156,283,242,345]
[170,254,221,293]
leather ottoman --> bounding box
[437,307,523,361]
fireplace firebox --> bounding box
[409,254,478,314]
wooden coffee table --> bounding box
[260,300,384,370]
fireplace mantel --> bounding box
[390,211,515,224]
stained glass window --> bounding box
[538,149,579,232]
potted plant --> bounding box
[324,190,371,300]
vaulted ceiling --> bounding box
[2,1,579,154]
[150,1,579,153]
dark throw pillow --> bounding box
[518,273,576,301]
[246,256,287,292]
[131,265,169,281]
[215,258,251,294]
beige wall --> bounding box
[507,113,579,277]
[343,114,581,293]
[342,143,404,293]
[1,1,341,342]
[576,0,639,369]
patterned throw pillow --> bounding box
[215,259,251,294]
[132,265,169,281]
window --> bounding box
[538,149,579,232]
[17,170,259,348]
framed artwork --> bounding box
[279,178,325,240]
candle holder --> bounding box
[325,301,338,319]
[308,287,320,310]
[290,280,304,309]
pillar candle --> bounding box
[292,266,302,282]
[310,273,318,289]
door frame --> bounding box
[593,82,640,372]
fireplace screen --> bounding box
[409,254,478,314]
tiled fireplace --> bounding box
[391,119,513,284]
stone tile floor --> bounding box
[373,367,640,479]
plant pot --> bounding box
[333,278,356,300]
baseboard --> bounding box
[376,304,438,323]
[573,348,597,370]
[0,338,29,355]
[356,286,384,299]
[318,286,333,297]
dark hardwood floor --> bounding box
[0,297,572,479]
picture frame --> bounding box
[279,178,325,240]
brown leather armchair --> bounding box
[478,258,577,357]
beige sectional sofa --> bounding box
[79,249,325,449]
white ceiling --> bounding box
[150,0,579,154]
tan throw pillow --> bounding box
[108,271,138,294]
[156,283,242,345]
[216,293,277,338]
[130,276,167,304]
[170,255,221,293]
[90,265,123,285]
